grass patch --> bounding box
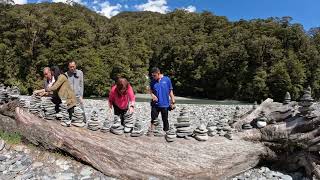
[0,130,22,144]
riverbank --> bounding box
[88,93,252,105]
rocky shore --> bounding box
[0,96,311,180]
[0,139,113,180]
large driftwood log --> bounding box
[236,99,320,179]
[0,107,266,179]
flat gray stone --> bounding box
[32,162,44,168]
[80,166,93,176]
[0,165,6,172]
[0,155,7,161]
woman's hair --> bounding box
[50,66,62,81]
[116,78,129,95]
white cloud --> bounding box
[13,0,27,4]
[135,0,169,14]
[52,0,82,4]
[98,1,122,18]
[183,5,196,13]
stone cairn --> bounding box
[165,127,176,142]
[242,122,253,130]
[153,118,165,137]
[0,84,7,104]
[228,106,241,125]
[8,86,20,99]
[283,92,291,105]
[174,107,193,139]
[193,123,208,141]
[207,120,218,137]
[253,101,258,110]
[255,111,268,128]
[110,115,124,135]
[41,97,57,120]
[71,105,86,127]
[123,112,135,133]
[130,119,144,137]
[87,110,100,131]
[29,95,42,117]
[101,111,111,133]
[216,115,233,137]
[299,86,315,119]
[57,100,71,126]
[19,97,28,109]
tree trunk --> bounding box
[236,99,320,179]
[0,106,266,179]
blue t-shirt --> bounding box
[150,76,173,108]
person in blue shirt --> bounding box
[149,67,175,133]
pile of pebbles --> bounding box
[56,101,70,124]
[87,110,100,131]
[174,108,193,138]
[0,138,112,179]
[18,97,28,109]
[110,115,124,135]
[41,97,57,120]
[8,86,20,100]
[165,128,176,142]
[71,106,86,127]
[123,112,135,133]
[232,166,308,180]
[153,118,165,137]
[193,124,208,141]
[0,86,8,104]
[130,120,144,137]
[29,96,42,117]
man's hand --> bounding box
[151,94,158,102]
[33,89,44,95]
[79,96,84,104]
[129,106,134,113]
[39,92,49,96]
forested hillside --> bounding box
[1,2,320,102]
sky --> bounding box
[13,0,320,30]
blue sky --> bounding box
[16,0,320,30]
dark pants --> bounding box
[51,94,61,113]
[68,106,75,121]
[151,106,169,131]
[113,104,128,126]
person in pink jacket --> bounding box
[108,78,135,127]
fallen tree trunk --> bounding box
[0,107,266,179]
[236,98,320,179]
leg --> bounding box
[160,108,169,131]
[68,106,75,121]
[51,95,61,113]
[151,106,160,130]
[77,96,86,123]
[113,104,123,125]
[123,110,134,127]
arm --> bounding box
[79,70,84,98]
[47,75,65,92]
[170,90,175,104]
[149,81,158,102]
[127,85,135,107]
[168,78,175,104]
[108,86,115,109]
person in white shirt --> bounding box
[33,67,62,112]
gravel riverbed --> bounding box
[0,97,312,180]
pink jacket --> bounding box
[108,84,135,110]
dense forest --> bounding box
[1,2,320,102]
